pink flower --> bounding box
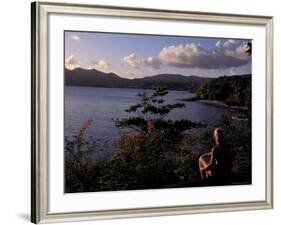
[81,118,94,129]
[147,120,155,133]
[72,118,94,139]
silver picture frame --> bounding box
[31,1,273,223]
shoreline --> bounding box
[66,85,195,93]
[199,100,248,110]
[179,97,248,110]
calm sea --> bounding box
[65,86,236,140]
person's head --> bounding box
[213,128,223,145]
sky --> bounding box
[65,31,252,79]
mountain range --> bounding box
[65,68,210,92]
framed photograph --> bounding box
[31,1,273,223]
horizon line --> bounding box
[64,67,252,79]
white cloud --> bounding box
[88,59,110,71]
[159,40,251,69]
[70,35,80,41]
[222,39,249,60]
[123,54,162,70]
[123,53,143,68]
[144,56,162,70]
[229,67,236,75]
[65,56,111,72]
[65,55,81,70]
[122,71,144,79]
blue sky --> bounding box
[65,31,251,79]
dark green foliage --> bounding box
[123,87,185,117]
[113,87,204,187]
[216,115,252,182]
[196,75,251,107]
[125,103,142,113]
[65,87,251,193]
[115,117,147,132]
[65,87,206,192]
[115,118,202,134]
[115,87,197,131]
[65,131,203,192]
[245,42,252,56]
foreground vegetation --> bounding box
[65,87,251,193]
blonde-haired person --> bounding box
[199,128,231,182]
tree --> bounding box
[245,42,252,56]
[115,87,201,136]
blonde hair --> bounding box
[213,128,223,146]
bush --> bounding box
[65,87,251,192]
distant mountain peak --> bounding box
[64,67,210,92]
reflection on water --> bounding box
[65,86,237,139]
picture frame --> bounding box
[31,1,273,223]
